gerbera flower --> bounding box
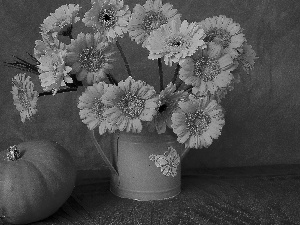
[102,76,158,133]
[146,18,206,66]
[40,4,81,39]
[171,97,225,149]
[11,73,39,123]
[179,43,234,95]
[34,34,64,61]
[82,0,131,42]
[148,82,187,134]
[236,43,257,74]
[198,15,245,58]
[34,39,54,60]
[65,32,115,85]
[38,47,73,95]
[78,82,116,134]
[128,0,181,48]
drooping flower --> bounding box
[65,32,115,85]
[146,18,206,66]
[78,82,116,134]
[198,15,245,58]
[128,0,181,47]
[38,47,73,95]
[236,43,257,74]
[34,34,65,62]
[40,4,81,39]
[148,82,187,134]
[82,0,131,42]
[171,96,225,149]
[102,76,158,133]
[11,73,39,123]
[179,42,235,95]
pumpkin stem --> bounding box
[6,145,21,161]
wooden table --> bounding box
[2,165,300,225]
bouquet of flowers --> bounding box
[7,0,257,150]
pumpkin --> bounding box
[0,140,76,224]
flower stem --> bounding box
[183,85,193,92]
[106,73,118,85]
[171,63,180,84]
[158,58,164,91]
[38,87,78,97]
[175,79,183,91]
[115,39,132,77]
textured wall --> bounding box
[0,0,300,173]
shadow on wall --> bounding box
[1,0,300,171]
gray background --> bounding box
[1,0,300,174]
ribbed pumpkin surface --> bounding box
[0,140,76,224]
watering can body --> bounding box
[92,128,187,201]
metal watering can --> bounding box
[91,127,189,201]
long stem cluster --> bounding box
[5,39,183,98]
[38,87,78,97]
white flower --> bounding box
[78,82,116,134]
[198,15,246,58]
[11,73,39,123]
[38,47,73,95]
[171,97,225,149]
[128,0,181,47]
[146,18,206,66]
[34,36,65,61]
[102,76,158,133]
[236,43,257,74]
[179,43,235,95]
[82,0,131,42]
[65,32,115,85]
[40,4,81,38]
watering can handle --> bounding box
[90,129,118,176]
[181,147,190,159]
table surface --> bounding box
[2,164,300,225]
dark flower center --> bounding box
[98,7,117,29]
[57,25,73,44]
[104,14,111,21]
[59,24,73,37]
[166,35,190,52]
[172,41,181,47]
[168,37,183,47]
[158,103,168,113]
